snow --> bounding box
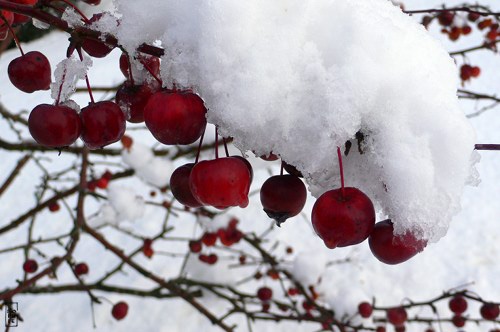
[50,55,93,104]
[108,0,477,243]
[121,141,173,187]
[0,0,499,331]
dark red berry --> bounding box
[257,287,273,302]
[386,307,407,326]
[452,314,466,327]
[170,163,203,208]
[358,302,373,318]
[260,175,306,226]
[29,104,81,148]
[48,201,60,212]
[74,262,89,276]
[369,220,427,265]
[144,90,207,145]
[189,240,202,253]
[111,301,128,320]
[116,81,159,123]
[81,14,114,58]
[480,303,500,320]
[201,232,217,246]
[437,11,454,26]
[23,259,38,273]
[198,253,218,265]
[8,51,51,93]
[80,101,126,149]
[312,187,375,249]
[119,52,160,80]
[449,295,468,314]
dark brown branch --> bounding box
[0,154,30,197]
[404,6,500,17]
[475,144,500,150]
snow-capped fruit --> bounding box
[260,175,306,226]
[81,14,115,58]
[189,157,251,209]
[368,220,427,265]
[144,90,207,145]
[311,187,375,249]
[29,104,82,148]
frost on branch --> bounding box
[110,0,477,243]
[50,55,92,104]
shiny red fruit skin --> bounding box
[8,51,51,93]
[170,163,203,208]
[29,104,82,148]
[260,175,306,226]
[111,302,128,320]
[81,0,101,5]
[116,81,159,123]
[81,14,114,58]
[0,10,14,31]
[144,90,207,145]
[311,187,375,249]
[80,101,126,149]
[231,156,254,182]
[190,157,251,209]
[368,220,427,265]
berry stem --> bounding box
[76,47,95,104]
[142,60,162,85]
[55,66,68,105]
[222,137,229,157]
[53,0,90,23]
[0,13,24,55]
[215,127,219,159]
[280,161,284,176]
[337,146,345,197]
[125,54,134,85]
[194,126,206,164]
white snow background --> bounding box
[0,0,498,331]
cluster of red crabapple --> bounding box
[2,1,498,327]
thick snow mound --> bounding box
[112,0,477,242]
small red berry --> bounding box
[449,295,468,314]
[257,287,273,302]
[29,104,81,148]
[201,232,217,246]
[48,202,60,212]
[480,303,500,320]
[437,11,454,26]
[111,301,128,320]
[358,302,373,318]
[375,327,386,332]
[8,51,51,93]
[386,307,407,326]
[80,101,126,149]
[74,262,89,276]
[189,240,202,253]
[452,314,466,327]
[23,259,38,273]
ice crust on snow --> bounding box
[50,56,92,104]
[110,0,477,242]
